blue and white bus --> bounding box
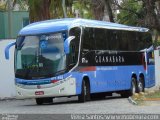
[5,18,155,105]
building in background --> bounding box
[0,11,29,39]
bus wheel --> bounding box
[36,98,43,105]
[138,78,144,93]
[121,78,137,98]
[36,98,53,105]
[130,78,137,96]
[78,80,90,103]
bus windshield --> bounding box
[15,33,66,79]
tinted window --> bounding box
[109,30,120,50]
[82,28,95,51]
[128,31,136,51]
[120,31,129,50]
[95,28,108,50]
[82,27,152,51]
[69,27,81,65]
[120,31,152,51]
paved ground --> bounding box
[0,94,160,114]
[1,94,160,120]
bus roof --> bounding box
[19,18,149,36]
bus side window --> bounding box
[95,28,107,50]
[109,30,119,50]
[116,30,121,50]
[82,28,95,51]
[135,32,143,51]
[69,27,81,65]
[128,32,136,51]
[120,31,128,51]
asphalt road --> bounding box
[0,95,160,120]
[1,95,160,114]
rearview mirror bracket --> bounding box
[5,42,16,60]
[64,36,75,54]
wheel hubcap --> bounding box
[84,85,87,96]
[132,82,136,94]
[138,82,143,92]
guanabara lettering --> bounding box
[95,55,125,63]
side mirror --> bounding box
[5,42,16,60]
[64,36,75,54]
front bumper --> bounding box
[16,77,76,99]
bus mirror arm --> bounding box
[64,36,75,54]
[5,42,16,60]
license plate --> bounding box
[35,91,44,95]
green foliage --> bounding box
[73,0,93,19]
[0,0,8,11]
[28,0,94,22]
[145,90,160,99]
[0,3,6,11]
[117,0,144,26]
[153,41,160,47]
[28,0,74,22]
[49,0,63,18]
[50,0,74,18]
[28,0,43,22]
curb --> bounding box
[144,98,160,101]
[0,97,16,101]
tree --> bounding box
[28,0,73,23]
[73,0,93,19]
[0,1,6,11]
[62,0,67,18]
[116,0,160,29]
[91,0,104,20]
[143,0,160,31]
[117,0,143,26]
[116,0,160,42]
[28,0,51,22]
[104,0,114,22]
[91,0,114,22]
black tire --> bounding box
[36,98,43,105]
[45,98,53,103]
[78,80,90,103]
[36,98,53,105]
[121,78,137,97]
[129,78,138,96]
[138,78,145,93]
